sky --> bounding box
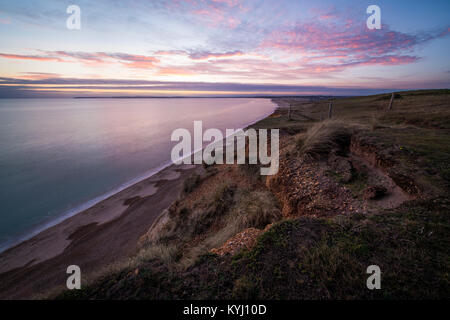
[0,0,449,97]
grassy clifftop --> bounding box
[58,89,450,299]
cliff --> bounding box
[58,90,450,299]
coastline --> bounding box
[0,99,277,255]
[0,162,203,299]
[0,160,175,254]
[0,101,277,299]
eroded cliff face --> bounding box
[265,129,424,219]
[265,156,361,217]
[137,162,281,264]
[350,133,424,196]
[138,102,442,267]
[139,125,426,262]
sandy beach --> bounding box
[0,163,202,299]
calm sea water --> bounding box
[0,98,275,252]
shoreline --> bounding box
[0,160,174,254]
[0,99,277,255]
[0,101,277,299]
[0,162,203,299]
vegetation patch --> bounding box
[296,120,352,159]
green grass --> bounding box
[228,197,450,299]
[61,196,449,300]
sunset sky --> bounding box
[0,0,449,97]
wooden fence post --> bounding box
[328,101,333,119]
[388,92,395,111]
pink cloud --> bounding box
[99,53,160,68]
[156,67,195,76]
[169,0,246,28]
[19,72,61,80]
[261,18,449,73]
[50,51,160,68]
[189,50,244,60]
[0,51,160,69]
[0,53,63,62]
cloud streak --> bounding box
[0,51,161,69]
[0,53,62,62]
[0,76,402,97]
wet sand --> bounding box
[0,163,202,299]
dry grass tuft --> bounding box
[296,120,352,159]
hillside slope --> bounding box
[58,90,450,300]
